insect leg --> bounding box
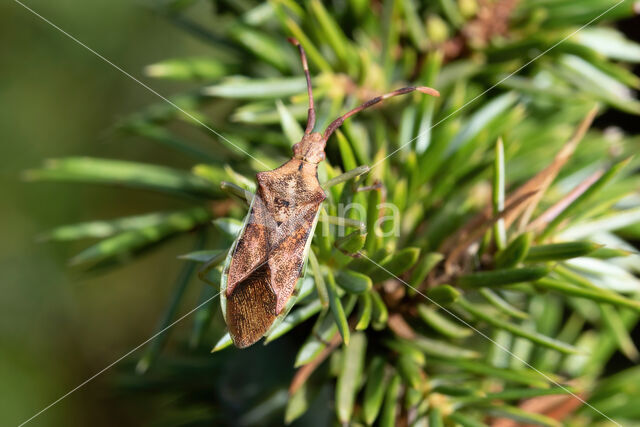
[288,38,316,134]
[318,214,366,233]
[197,250,228,288]
[321,165,370,189]
[221,181,254,206]
[323,86,439,140]
[356,182,384,193]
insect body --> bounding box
[221,39,439,348]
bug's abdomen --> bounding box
[226,264,277,348]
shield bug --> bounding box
[220,38,439,348]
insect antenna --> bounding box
[323,86,439,140]
[288,38,316,135]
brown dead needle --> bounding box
[221,38,439,348]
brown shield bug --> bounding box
[220,38,439,348]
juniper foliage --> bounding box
[28,1,640,425]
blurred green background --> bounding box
[0,1,220,425]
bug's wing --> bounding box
[224,192,279,348]
[268,193,325,314]
[225,264,276,348]
[225,193,273,297]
